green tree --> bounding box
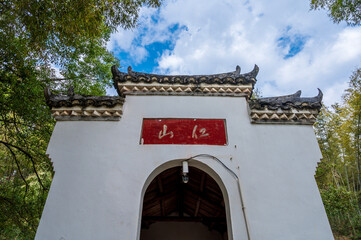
[310,0,361,25]
[0,0,161,238]
[310,0,361,237]
[315,68,361,239]
[343,69,361,191]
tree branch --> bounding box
[0,140,47,190]
[2,142,29,198]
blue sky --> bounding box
[107,0,361,106]
[112,23,184,73]
[277,26,309,59]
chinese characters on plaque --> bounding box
[141,119,227,145]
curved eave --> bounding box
[249,89,323,125]
[44,87,124,121]
[112,65,259,85]
[249,89,323,111]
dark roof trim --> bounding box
[249,89,323,110]
[112,65,259,86]
[44,87,124,108]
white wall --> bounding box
[35,96,334,240]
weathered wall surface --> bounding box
[35,96,333,240]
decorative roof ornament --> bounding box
[112,65,259,98]
[43,65,323,125]
[249,89,323,125]
[44,87,124,121]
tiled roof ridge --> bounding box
[249,89,323,110]
[44,87,124,108]
[44,87,124,121]
[112,65,259,85]
[249,89,323,125]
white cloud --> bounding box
[50,64,63,78]
[330,28,361,63]
[107,29,137,51]
[323,81,349,107]
[108,0,361,106]
[158,51,184,73]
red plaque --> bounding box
[141,119,227,145]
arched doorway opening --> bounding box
[140,166,228,240]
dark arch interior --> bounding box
[140,166,228,240]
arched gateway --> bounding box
[36,65,334,239]
[140,164,229,240]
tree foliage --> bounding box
[315,68,361,239]
[310,0,361,25]
[311,2,361,237]
[0,0,161,239]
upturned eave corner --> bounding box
[44,87,124,121]
[248,88,323,125]
[111,65,259,98]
